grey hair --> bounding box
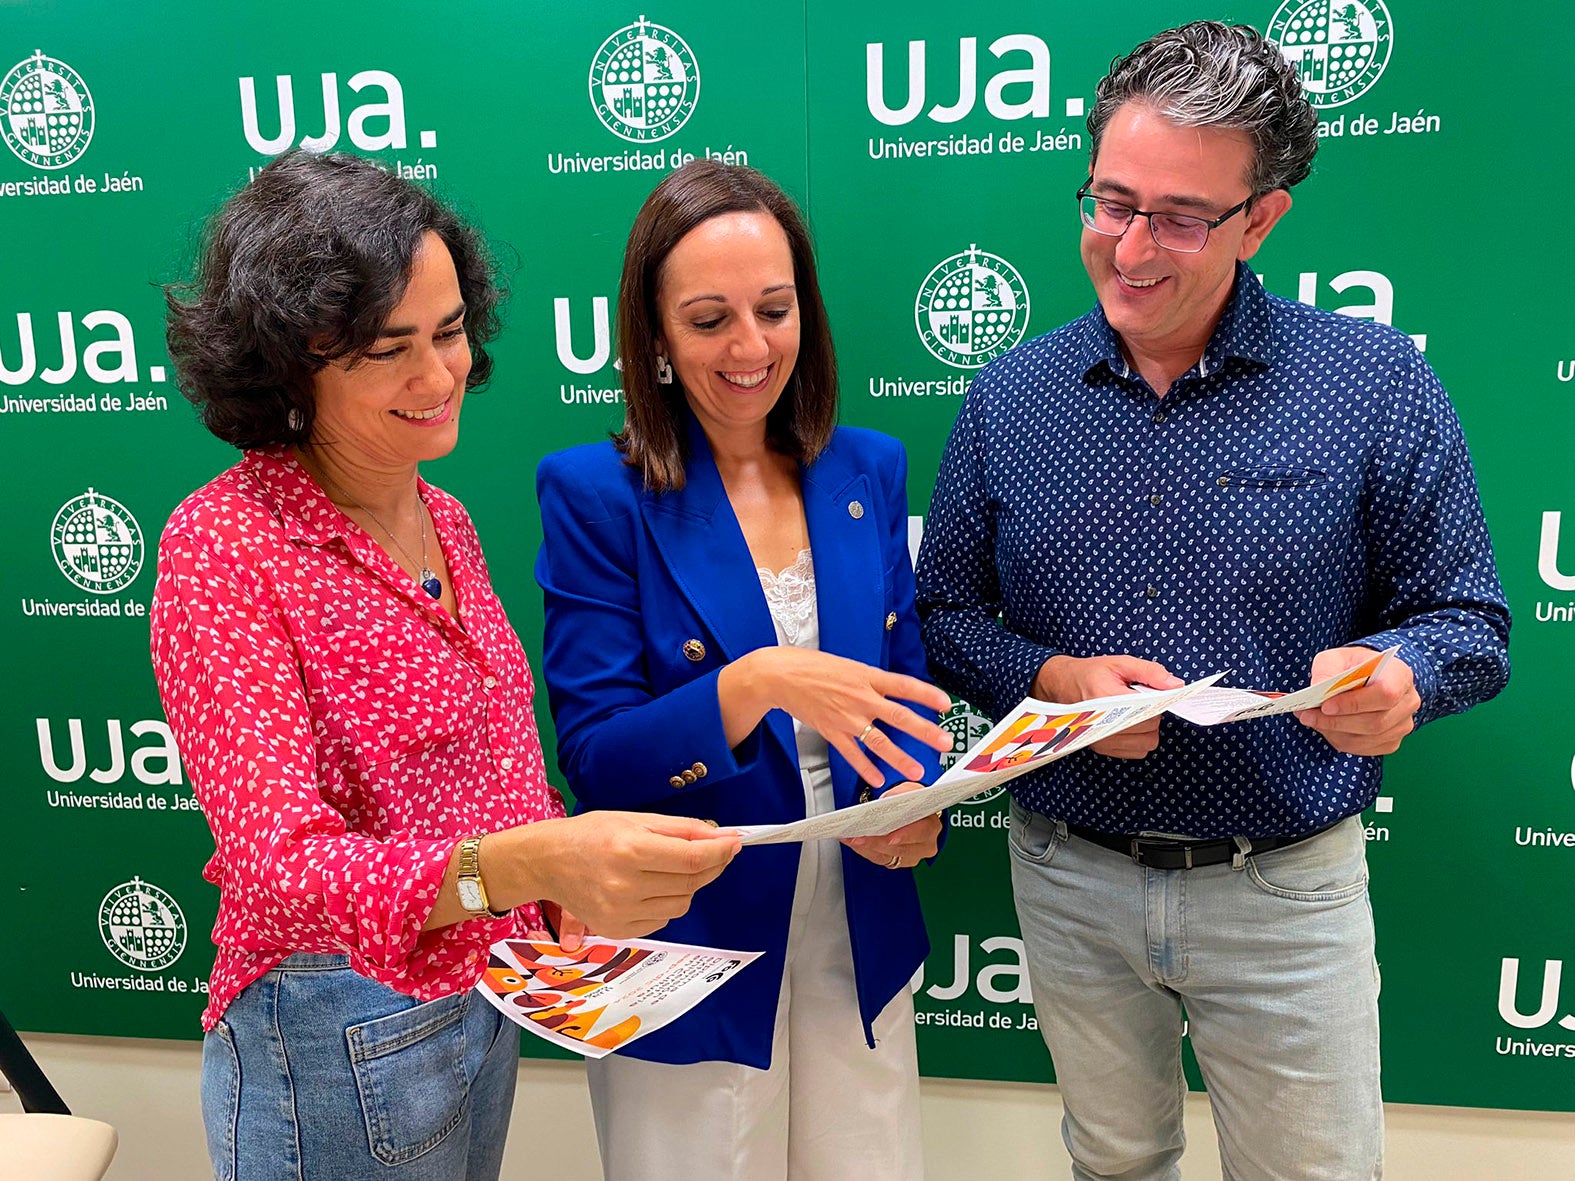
[1087,21,1319,195]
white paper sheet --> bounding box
[731,648,1397,846]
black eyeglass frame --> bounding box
[1075,178,1254,254]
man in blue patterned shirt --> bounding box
[916,21,1509,1180]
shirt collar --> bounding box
[1077,261,1276,385]
[242,448,344,545]
[243,448,446,550]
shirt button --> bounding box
[1145,585,1159,599]
[483,676,497,689]
[1149,494,1163,507]
[1152,411,1166,425]
[500,756,514,771]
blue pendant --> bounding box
[421,575,442,599]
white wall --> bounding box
[11,1034,1574,1179]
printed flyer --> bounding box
[474,936,760,1058]
[734,649,1396,845]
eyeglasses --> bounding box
[1076,179,1253,254]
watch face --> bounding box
[457,878,485,913]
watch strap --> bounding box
[456,835,512,918]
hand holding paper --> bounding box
[1295,646,1418,755]
[1031,653,1185,759]
[1164,647,1397,727]
[729,649,1399,847]
[734,674,1222,846]
[843,780,943,869]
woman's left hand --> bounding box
[842,782,942,870]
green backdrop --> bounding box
[3,1,1570,1113]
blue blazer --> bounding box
[534,416,940,1068]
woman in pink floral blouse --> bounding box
[152,151,738,1181]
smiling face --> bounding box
[1081,102,1289,377]
[655,210,801,447]
[308,230,471,470]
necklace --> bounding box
[318,471,443,600]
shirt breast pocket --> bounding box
[1215,465,1330,491]
[1209,466,1345,577]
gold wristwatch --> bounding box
[455,835,510,917]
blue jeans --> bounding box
[1009,806,1382,1181]
[200,953,519,1180]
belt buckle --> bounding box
[1129,837,1192,869]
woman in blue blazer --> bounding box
[535,160,951,1181]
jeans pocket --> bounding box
[346,991,470,1167]
[1007,801,1063,865]
[1246,821,1368,903]
[200,1021,240,1181]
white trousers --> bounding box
[586,766,924,1181]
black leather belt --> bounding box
[1065,821,1339,870]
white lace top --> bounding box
[757,548,831,770]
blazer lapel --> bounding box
[641,418,779,665]
[802,438,883,671]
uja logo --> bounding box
[51,489,144,594]
[1260,268,1427,351]
[38,718,182,785]
[589,18,699,143]
[0,50,94,169]
[1498,958,1575,1032]
[867,35,1050,127]
[1,309,164,386]
[912,933,1032,1004]
[1539,512,1575,591]
[1269,0,1393,109]
[240,70,434,155]
[940,700,1003,805]
[555,296,612,374]
[916,246,1029,369]
[99,877,186,972]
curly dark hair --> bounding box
[1088,21,1319,195]
[165,151,504,450]
[615,159,837,494]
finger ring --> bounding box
[857,722,876,743]
[886,853,901,869]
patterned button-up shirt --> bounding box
[917,264,1510,838]
[151,449,563,1029]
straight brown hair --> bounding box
[614,159,837,493]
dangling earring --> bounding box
[654,353,673,385]
[287,406,305,432]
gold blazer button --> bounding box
[682,638,706,662]
[884,611,897,631]
[668,775,686,789]
[848,500,865,519]
[681,770,697,784]
[692,762,708,778]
